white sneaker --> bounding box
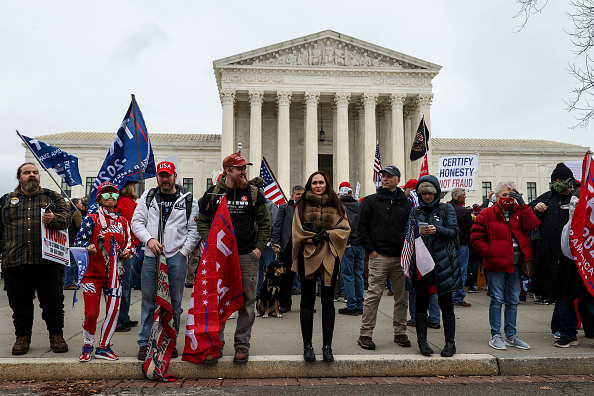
[489,334,507,350]
[229,312,236,319]
[505,335,530,350]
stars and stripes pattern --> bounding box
[401,218,436,279]
[373,142,382,189]
[401,220,416,278]
[260,158,287,205]
[183,196,244,364]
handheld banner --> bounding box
[41,209,69,265]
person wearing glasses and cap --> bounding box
[132,161,200,361]
[75,181,133,362]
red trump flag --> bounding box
[569,151,594,297]
[182,196,243,363]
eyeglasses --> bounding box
[100,192,119,200]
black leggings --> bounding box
[415,271,454,316]
[300,260,339,311]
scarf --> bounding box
[97,206,119,228]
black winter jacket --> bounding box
[405,175,462,295]
[358,187,413,256]
[450,199,472,246]
[340,195,361,246]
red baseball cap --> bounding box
[157,161,176,175]
[402,179,418,189]
[223,153,252,169]
[96,181,119,198]
[339,181,351,189]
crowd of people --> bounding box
[1,156,592,365]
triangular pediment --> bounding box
[214,30,441,71]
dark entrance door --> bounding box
[318,154,333,187]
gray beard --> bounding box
[21,178,39,193]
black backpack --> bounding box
[145,187,193,225]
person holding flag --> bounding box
[75,182,133,362]
[196,153,271,364]
[132,161,200,361]
[403,175,461,357]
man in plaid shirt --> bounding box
[0,163,72,355]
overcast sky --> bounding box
[1,1,589,196]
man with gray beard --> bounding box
[0,163,72,355]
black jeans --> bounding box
[300,259,339,312]
[3,264,65,337]
[415,271,454,316]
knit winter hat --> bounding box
[551,163,574,182]
[417,181,437,195]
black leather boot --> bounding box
[441,314,456,357]
[322,308,335,362]
[300,308,316,362]
[415,313,434,356]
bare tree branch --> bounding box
[514,0,548,31]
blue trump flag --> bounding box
[88,98,156,212]
[70,247,89,308]
[21,135,82,187]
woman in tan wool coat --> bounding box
[292,171,350,363]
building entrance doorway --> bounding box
[318,154,333,187]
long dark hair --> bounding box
[296,171,346,225]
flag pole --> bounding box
[262,156,288,202]
[16,130,76,209]
[131,94,145,194]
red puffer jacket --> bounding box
[470,203,540,273]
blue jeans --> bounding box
[556,293,594,339]
[293,274,301,291]
[452,245,469,304]
[64,254,78,286]
[486,265,520,337]
[118,257,134,326]
[138,253,188,346]
[256,247,275,298]
[409,290,441,324]
[341,246,365,310]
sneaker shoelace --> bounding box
[82,344,94,354]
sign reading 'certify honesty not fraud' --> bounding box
[437,154,478,192]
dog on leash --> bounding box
[256,260,285,318]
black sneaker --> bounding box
[468,285,478,294]
[554,337,579,348]
[115,325,131,332]
[171,347,179,358]
[338,308,359,316]
[358,336,376,350]
[125,320,139,327]
[394,334,412,347]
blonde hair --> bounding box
[119,182,138,200]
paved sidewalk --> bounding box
[1,279,593,379]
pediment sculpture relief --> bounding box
[231,39,422,69]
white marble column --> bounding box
[354,102,364,188]
[303,91,320,180]
[220,89,236,164]
[248,90,264,179]
[417,93,434,174]
[276,91,292,194]
[333,92,351,190]
[362,93,378,196]
[389,93,406,172]
[403,100,416,181]
[377,103,389,166]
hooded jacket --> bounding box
[358,185,413,257]
[131,185,200,258]
[471,202,540,273]
[404,175,461,295]
[340,194,361,245]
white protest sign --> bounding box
[565,161,582,181]
[41,209,69,265]
[355,182,361,201]
[437,154,478,192]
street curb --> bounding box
[0,354,498,380]
[498,355,594,376]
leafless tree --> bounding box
[515,0,594,128]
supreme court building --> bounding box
[28,30,589,205]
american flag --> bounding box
[400,220,416,278]
[373,142,382,188]
[260,158,287,205]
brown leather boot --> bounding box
[12,336,31,355]
[49,333,68,353]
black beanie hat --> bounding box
[551,163,574,182]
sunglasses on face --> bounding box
[100,192,119,200]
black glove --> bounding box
[312,229,330,246]
[510,189,525,206]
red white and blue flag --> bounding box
[569,151,594,297]
[401,220,435,278]
[260,157,287,205]
[373,142,382,189]
[183,196,244,364]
